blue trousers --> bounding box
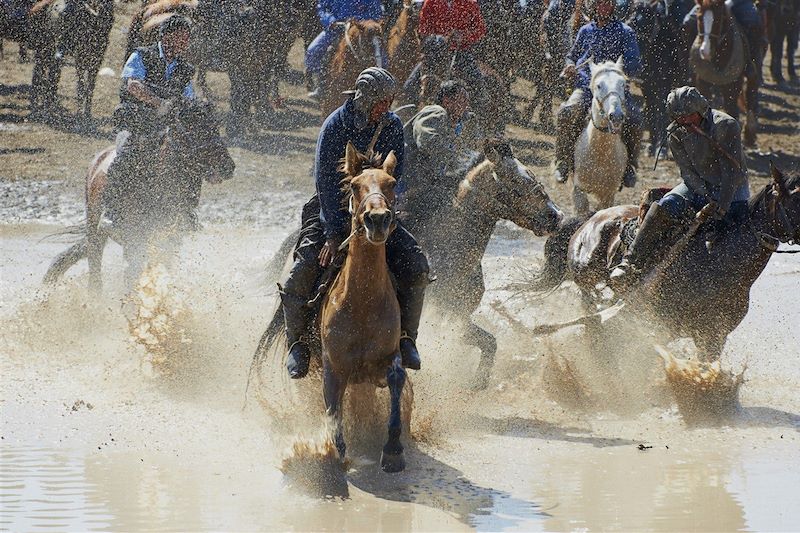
[658,182,750,219]
[305,27,344,75]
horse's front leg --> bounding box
[381,354,407,473]
[572,184,591,217]
[464,320,497,391]
[322,361,347,459]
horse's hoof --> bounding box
[380,449,405,473]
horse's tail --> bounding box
[42,222,88,285]
[245,298,285,402]
[526,215,588,297]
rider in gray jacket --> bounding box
[610,86,750,283]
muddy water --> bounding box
[2,223,799,531]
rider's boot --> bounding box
[281,290,313,379]
[609,203,676,288]
[553,111,581,184]
[621,122,641,188]
[397,282,426,370]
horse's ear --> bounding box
[382,151,397,176]
[771,161,789,197]
[615,55,625,72]
[344,141,362,177]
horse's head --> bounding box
[170,100,235,183]
[695,0,727,60]
[589,57,628,134]
[344,19,385,67]
[760,164,800,245]
[342,142,398,245]
[460,139,563,235]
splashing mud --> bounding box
[657,346,746,424]
[280,422,350,498]
[127,263,191,374]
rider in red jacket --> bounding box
[418,0,487,51]
[416,0,488,127]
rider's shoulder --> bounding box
[710,109,742,135]
[618,20,637,34]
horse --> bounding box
[767,0,799,84]
[572,58,629,216]
[24,0,114,119]
[43,101,235,292]
[253,143,409,472]
[627,0,693,155]
[386,0,422,89]
[686,0,757,146]
[529,165,800,362]
[320,19,385,119]
[403,139,564,388]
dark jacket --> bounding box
[668,109,749,212]
[315,97,405,240]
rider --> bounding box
[553,0,642,187]
[304,0,384,99]
[683,0,765,121]
[282,67,430,379]
[104,15,196,225]
[401,79,475,234]
[417,0,488,121]
[400,34,450,107]
[609,86,750,283]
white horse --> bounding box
[572,57,629,216]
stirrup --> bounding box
[399,333,421,371]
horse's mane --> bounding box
[338,150,386,207]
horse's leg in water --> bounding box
[86,224,108,295]
[458,263,495,389]
[572,184,592,217]
[380,355,407,473]
[322,362,347,459]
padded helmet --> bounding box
[666,86,710,121]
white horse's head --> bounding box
[589,57,628,134]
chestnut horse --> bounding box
[252,143,409,472]
[687,0,758,145]
[386,0,422,91]
[320,19,384,118]
[43,101,235,291]
[529,165,800,362]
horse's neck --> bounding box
[339,234,391,296]
[586,116,623,147]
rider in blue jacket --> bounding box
[280,68,429,380]
[553,0,643,188]
[305,0,384,98]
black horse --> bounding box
[530,165,800,362]
[627,0,693,155]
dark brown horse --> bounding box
[320,19,384,118]
[403,139,564,388]
[43,101,235,291]
[252,144,409,472]
[686,0,758,145]
[529,166,800,362]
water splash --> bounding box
[127,263,191,374]
[657,345,746,425]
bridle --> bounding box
[338,190,397,251]
[591,74,626,133]
[752,182,800,253]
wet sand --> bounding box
[1,225,798,531]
